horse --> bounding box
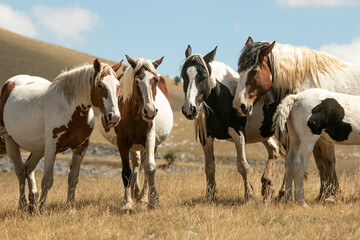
[98,55,173,211]
[232,37,360,201]
[273,88,360,203]
[0,59,122,210]
[181,45,280,201]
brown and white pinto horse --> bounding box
[233,37,360,201]
[0,59,122,210]
[99,55,173,211]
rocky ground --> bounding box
[0,143,279,177]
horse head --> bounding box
[125,55,163,121]
[181,45,217,120]
[91,58,122,127]
[232,37,275,116]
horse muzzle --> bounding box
[182,104,198,120]
[104,112,121,127]
[233,101,253,117]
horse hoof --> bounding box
[324,196,336,204]
[148,200,161,209]
[121,202,133,213]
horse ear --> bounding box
[185,45,192,58]
[117,73,124,81]
[259,41,276,61]
[203,46,217,63]
[93,59,101,72]
[126,55,137,69]
[112,59,123,73]
[245,36,253,46]
[153,56,164,69]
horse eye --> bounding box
[97,83,102,88]
[135,78,140,85]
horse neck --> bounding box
[209,61,239,96]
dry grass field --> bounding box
[0,161,360,239]
[1,27,360,239]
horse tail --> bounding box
[195,105,207,145]
[272,94,297,154]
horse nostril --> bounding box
[144,109,148,115]
[155,109,158,114]
[108,113,113,121]
[240,104,247,112]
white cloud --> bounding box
[276,0,358,7]
[0,4,37,37]
[320,38,360,63]
[32,6,98,41]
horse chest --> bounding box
[205,83,246,140]
[52,105,93,153]
[116,118,152,148]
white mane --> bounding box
[48,63,113,105]
[271,43,345,97]
[118,58,158,102]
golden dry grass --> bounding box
[1,160,360,240]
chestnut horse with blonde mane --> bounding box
[99,55,173,211]
[233,37,360,201]
[0,59,122,211]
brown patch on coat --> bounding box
[157,76,171,105]
[91,73,109,112]
[52,105,93,153]
[244,55,272,104]
[0,81,15,126]
[25,82,35,85]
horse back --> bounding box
[157,76,171,105]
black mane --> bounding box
[238,42,270,72]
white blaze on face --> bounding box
[183,66,198,112]
[138,70,157,118]
[233,68,251,111]
[102,71,120,124]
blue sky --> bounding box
[1,0,360,77]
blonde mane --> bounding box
[118,58,158,102]
[271,44,345,98]
[48,63,114,104]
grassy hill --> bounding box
[0,27,248,159]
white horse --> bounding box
[0,59,122,210]
[273,88,360,203]
[233,37,360,200]
[98,55,173,210]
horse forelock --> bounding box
[119,58,158,103]
[183,54,211,87]
[238,42,270,72]
[271,44,345,99]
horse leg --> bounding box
[39,142,56,210]
[3,134,27,210]
[228,128,254,201]
[118,143,133,211]
[66,140,89,208]
[138,151,149,203]
[145,125,160,209]
[130,151,141,201]
[200,136,216,201]
[24,153,43,211]
[293,143,313,205]
[261,136,279,201]
[313,139,338,202]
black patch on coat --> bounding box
[307,98,352,142]
[203,81,247,141]
[259,88,279,138]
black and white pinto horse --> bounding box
[273,88,360,204]
[181,45,280,201]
